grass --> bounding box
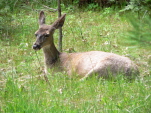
[0,9,151,112]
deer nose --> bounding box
[32,44,41,50]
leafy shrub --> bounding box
[128,15,151,47]
[121,0,151,12]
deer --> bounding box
[33,11,139,81]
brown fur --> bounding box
[33,11,139,80]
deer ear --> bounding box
[39,11,45,25]
[52,14,66,29]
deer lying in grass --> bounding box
[33,11,139,80]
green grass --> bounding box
[0,9,151,112]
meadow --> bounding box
[0,7,151,112]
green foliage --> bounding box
[121,0,151,12]
[62,0,79,6]
[0,0,13,31]
[120,0,151,49]
[87,3,100,11]
[127,15,151,48]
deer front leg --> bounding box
[44,65,48,75]
[80,68,95,81]
[80,64,105,81]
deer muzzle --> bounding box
[32,44,41,50]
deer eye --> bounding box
[35,34,38,37]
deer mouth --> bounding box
[32,44,41,50]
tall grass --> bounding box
[0,9,151,112]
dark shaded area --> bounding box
[78,0,130,8]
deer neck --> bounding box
[42,38,60,67]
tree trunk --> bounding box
[58,0,62,52]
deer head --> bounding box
[33,11,66,50]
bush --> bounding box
[122,0,151,12]
[128,15,151,47]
